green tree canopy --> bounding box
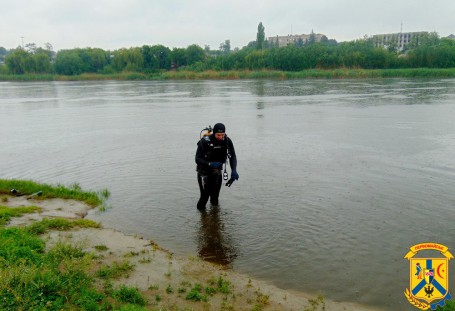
[220,40,231,54]
[308,30,316,45]
[142,44,171,71]
[5,49,29,74]
[170,47,187,68]
[112,47,143,72]
[32,52,52,73]
[256,22,265,50]
[54,50,85,75]
[186,44,206,65]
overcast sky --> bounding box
[1,0,454,51]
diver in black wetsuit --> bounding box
[195,123,239,210]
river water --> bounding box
[1,79,455,310]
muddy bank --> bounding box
[3,196,383,311]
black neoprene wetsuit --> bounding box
[195,134,237,209]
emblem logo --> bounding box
[404,243,453,310]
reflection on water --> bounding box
[197,206,238,266]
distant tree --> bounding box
[320,35,329,44]
[405,32,452,68]
[0,47,6,64]
[170,47,187,68]
[5,49,29,74]
[111,47,143,72]
[142,45,171,71]
[111,49,127,71]
[421,32,441,46]
[441,37,455,47]
[54,48,109,74]
[35,47,55,59]
[44,42,53,52]
[219,40,231,54]
[186,44,205,65]
[256,22,265,50]
[407,32,440,50]
[388,38,399,53]
[25,43,38,54]
[152,45,171,69]
[308,30,316,45]
[295,38,304,47]
[141,45,154,70]
[32,52,52,73]
[4,45,52,74]
[246,41,256,49]
[87,48,110,72]
[245,50,265,69]
[54,50,85,75]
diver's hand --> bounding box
[231,170,239,180]
[208,162,222,168]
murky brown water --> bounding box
[1,79,455,310]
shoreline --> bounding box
[4,196,383,310]
[2,68,455,82]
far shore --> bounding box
[2,194,384,311]
[2,68,455,82]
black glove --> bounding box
[209,162,222,169]
[226,178,235,187]
[231,170,239,180]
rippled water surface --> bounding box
[1,79,455,310]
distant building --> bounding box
[372,31,428,51]
[446,34,455,40]
[268,33,326,47]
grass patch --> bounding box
[94,244,109,251]
[0,226,145,310]
[26,217,100,235]
[207,275,232,294]
[186,283,208,302]
[0,227,45,265]
[0,179,110,208]
[152,68,455,80]
[165,284,174,294]
[0,205,41,226]
[96,260,135,279]
[113,285,146,305]
[303,294,326,311]
[138,256,151,263]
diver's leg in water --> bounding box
[197,173,209,210]
[209,172,223,206]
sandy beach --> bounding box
[4,195,383,311]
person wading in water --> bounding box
[195,123,239,210]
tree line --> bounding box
[1,24,455,75]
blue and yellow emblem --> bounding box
[404,243,453,310]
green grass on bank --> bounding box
[0,177,146,310]
[0,205,41,226]
[2,68,455,81]
[0,179,110,208]
[0,222,147,311]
